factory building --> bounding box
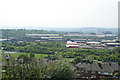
[106,43,120,47]
[41,37,62,40]
[101,40,116,43]
[66,41,79,48]
[26,34,59,37]
[71,39,86,43]
[86,42,100,45]
[0,39,11,42]
[26,34,62,41]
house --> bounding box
[75,62,119,79]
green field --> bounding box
[2,52,74,61]
[2,52,49,59]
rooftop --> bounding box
[76,62,119,73]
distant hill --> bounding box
[1,27,118,34]
[41,27,118,33]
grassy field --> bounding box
[2,52,49,59]
[2,52,73,61]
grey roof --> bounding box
[76,62,119,73]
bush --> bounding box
[50,61,76,80]
[72,56,82,64]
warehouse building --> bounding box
[106,43,120,47]
[26,34,59,37]
[71,39,87,44]
[41,37,62,40]
[86,42,100,45]
[66,41,79,48]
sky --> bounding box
[0,0,119,29]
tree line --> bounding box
[2,41,120,64]
[2,29,57,39]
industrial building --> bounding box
[106,43,120,47]
[26,34,59,37]
[26,34,62,41]
[101,40,116,43]
[66,41,79,48]
[66,45,79,48]
[41,37,62,40]
[86,42,100,45]
[0,39,11,42]
[71,39,86,44]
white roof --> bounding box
[87,42,100,44]
[106,43,120,45]
[26,34,59,36]
[67,41,72,43]
[67,41,77,44]
[0,39,8,41]
[66,45,79,47]
[101,40,116,42]
[79,46,92,48]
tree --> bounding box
[17,54,30,64]
[30,53,35,59]
[114,72,120,79]
[72,56,82,64]
[90,33,96,35]
[50,61,76,80]
[47,54,51,60]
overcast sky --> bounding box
[0,0,119,29]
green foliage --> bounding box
[17,54,31,64]
[50,61,76,80]
[30,53,35,59]
[114,72,120,77]
[90,33,96,35]
[2,55,76,79]
[72,56,82,64]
